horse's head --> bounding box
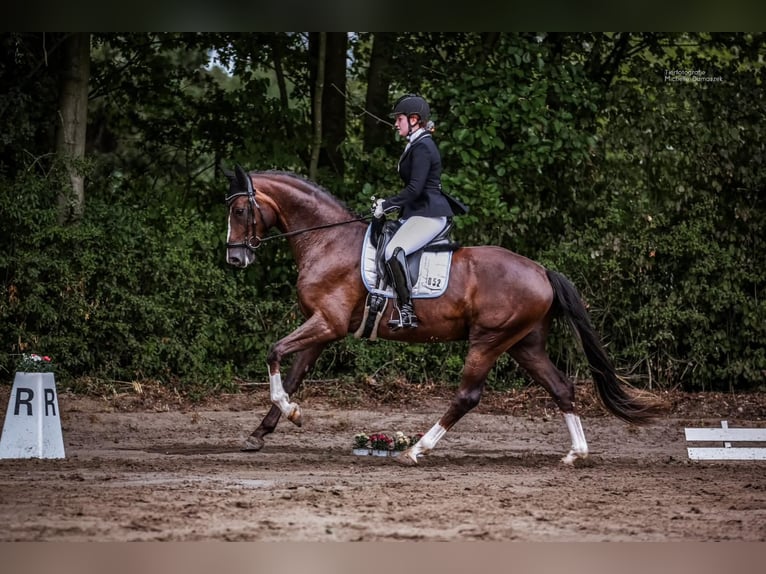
[224,165,261,268]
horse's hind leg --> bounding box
[396,342,500,465]
[509,332,588,465]
[243,343,326,452]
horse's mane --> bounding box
[254,170,357,217]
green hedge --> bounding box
[1,170,256,396]
[2,32,765,394]
[2,153,765,397]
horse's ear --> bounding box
[220,162,234,180]
[234,164,251,191]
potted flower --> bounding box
[352,431,424,457]
[390,431,412,458]
[368,432,393,456]
[352,433,370,456]
[16,353,54,373]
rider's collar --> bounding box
[407,127,427,142]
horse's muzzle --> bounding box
[227,253,247,267]
[226,246,253,268]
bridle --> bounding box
[225,172,263,252]
[225,178,372,253]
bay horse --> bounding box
[224,166,664,465]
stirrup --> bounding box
[388,302,418,329]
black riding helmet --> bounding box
[390,94,430,122]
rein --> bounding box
[258,215,373,244]
[226,189,372,252]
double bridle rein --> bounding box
[225,182,372,253]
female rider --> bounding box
[373,94,467,329]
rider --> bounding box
[373,94,467,329]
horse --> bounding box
[224,166,665,465]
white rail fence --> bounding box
[685,420,766,461]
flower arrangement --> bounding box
[352,431,423,456]
[393,431,409,451]
[353,433,370,449]
[368,432,393,451]
[16,353,54,373]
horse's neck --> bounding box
[279,197,344,232]
[261,178,346,232]
[260,177,363,261]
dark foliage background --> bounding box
[1,33,764,395]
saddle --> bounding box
[354,218,460,339]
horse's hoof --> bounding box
[393,449,419,466]
[242,435,265,452]
[561,450,588,466]
[287,404,302,427]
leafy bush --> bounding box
[2,33,764,397]
[0,170,263,394]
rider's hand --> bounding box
[373,198,385,219]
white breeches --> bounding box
[384,216,448,260]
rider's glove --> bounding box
[373,198,385,219]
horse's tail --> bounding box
[546,269,666,425]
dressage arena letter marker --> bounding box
[685,420,766,461]
[0,372,66,459]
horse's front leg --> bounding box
[266,313,343,427]
[243,343,326,451]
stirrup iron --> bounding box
[389,302,418,329]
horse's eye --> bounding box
[235,208,246,216]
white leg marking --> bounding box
[562,412,589,465]
[401,422,447,464]
[269,371,296,417]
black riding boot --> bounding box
[386,247,418,329]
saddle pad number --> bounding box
[413,254,450,297]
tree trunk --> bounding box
[270,33,294,141]
[309,32,326,181]
[322,32,347,177]
[363,33,395,153]
[309,32,346,178]
[55,32,90,223]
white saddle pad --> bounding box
[359,225,453,299]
